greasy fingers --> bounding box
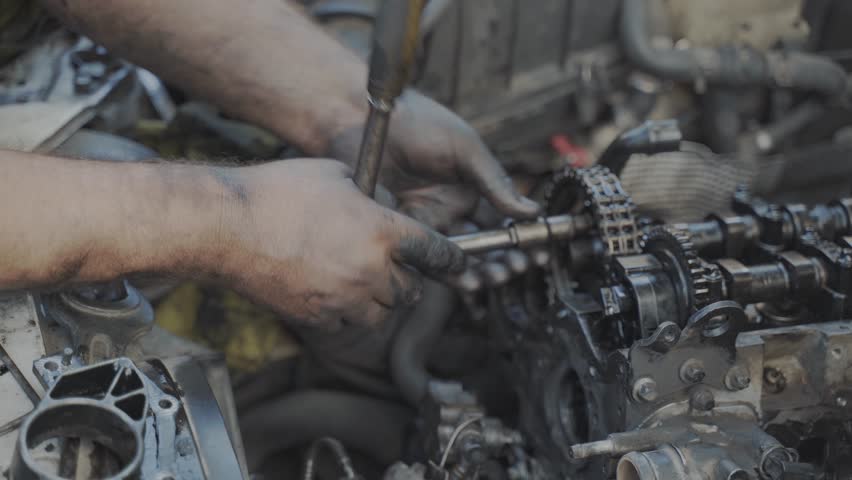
[389,212,465,276]
[217,158,445,330]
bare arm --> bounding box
[39,0,540,223]
[41,0,366,155]
[0,150,462,327]
[0,150,227,287]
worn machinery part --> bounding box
[239,390,412,469]
[641,226,710,314]
[353,0,425,196]
[715,251,828,306]
[13,358,149,480]
[621,0,850,96]
[545,165,641,259]
[613,425,796,480]
[44,280,154,363]
[449,214,592,255]
[390,280,455,406]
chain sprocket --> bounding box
[641,225,711,314]
[544,165,641,258]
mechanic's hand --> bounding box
[218,159,464,328]
[329,91,540,230]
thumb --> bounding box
[387,212,465,276]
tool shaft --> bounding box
[353,0,425,197]
[449,214,592,254]
[353,102,391,195]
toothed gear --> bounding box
[641,226,711,313]
[544,165,641,258]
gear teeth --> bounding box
[642,225,712,310]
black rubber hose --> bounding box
[313,353,402,400]
[239,390,412,470]
[390,280,455,406]
[598,119,682,175]
[620,0,849,96]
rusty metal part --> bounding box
[353,100,391,196]
[43,280,154,363]
[353,0,425,196]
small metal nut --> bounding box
[679,358,706,384]
[690,386,715,411]
[632,377,658,403]
[724,365,751,391]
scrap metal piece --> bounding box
[13,357,149,480]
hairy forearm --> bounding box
[40,0,367,155]
[0,150,233,290]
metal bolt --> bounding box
[661,325,679,345]
[460,437,486,465]
[764,367,787,394]
[837,396,848,408]
[690,387,715,411]
[706,268,723,282]
[61,347,74,366]
[725,365,751,391]
[839,253,852,269]
[633,377,658,402]
[601,287,620,316]
[680,359,706,384]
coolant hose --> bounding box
[239,390,412,470]
[621,0,849,96]
[390,280,455,406]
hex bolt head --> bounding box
[61,347,74,366]
[680,359,706,384]
[690,387,715,411]
[632,377,658,402]
[725,365,751,391]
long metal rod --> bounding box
[448,214,593,254]
[353,100,392,196]
[353,0,425,197]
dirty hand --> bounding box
[328,91,540,230]
[215,159,465,328]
